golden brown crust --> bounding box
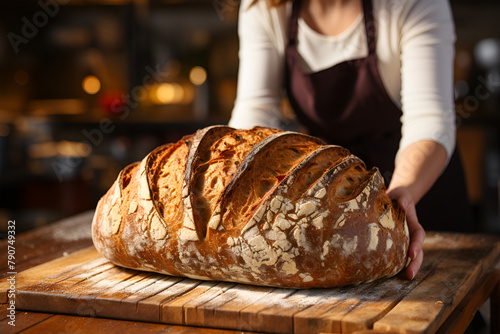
[92,126,409,288]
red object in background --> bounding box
[98,90,127,116]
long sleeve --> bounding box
[397,0,457,162]
[228,0,286,129]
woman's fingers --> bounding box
[387,187,426,280]
[402,197,425,279]
[406,243,424,280]
[403,197,425,260]
[408,220,426,260]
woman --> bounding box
[228,0,473,279]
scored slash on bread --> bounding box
[92,126,409,288]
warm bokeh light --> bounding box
[57,140,92,157]
[82,75,101,95]
[156,83,175,103]
[28,141,91,159]
[153,83,185,104]
[189,66,207,86]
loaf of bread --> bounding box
[92,126,409,288]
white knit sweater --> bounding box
[229,0,457,162]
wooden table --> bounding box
[0,211,499,334]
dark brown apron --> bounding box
[285,0,473,232]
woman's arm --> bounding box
[389,0,457,279]
[387,140,448,279]
[397,0,457,163]
[228,0,285,129]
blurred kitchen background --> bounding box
[0,0,498,236]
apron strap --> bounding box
[288,0,302,46]
[362,0,376,55]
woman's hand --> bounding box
[386,140,448,279]
[386,187,426,280]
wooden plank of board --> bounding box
[56,265,141,314]
[291,282,378,334]
[338,277,419,333]
[183,281,238,327]
[238,287,297,334]
[161,280,224,325]
[0,246,102,303]
[136,278,203,324]
[238,287,342,334]
[435,268,498,333]
[374,262,471,334]
[16,314,168,334]
[183,283,275,331]
[93,270,158,318]
[76,270,162,317]
[12,313,264,334]
[373,234,500,334]
[290,287,357,334]
[97,275,183,323]
[16,264,137,316]
[0,310,54,334]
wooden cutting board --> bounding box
[1,233,499,334]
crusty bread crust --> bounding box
[92,126,409,288]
